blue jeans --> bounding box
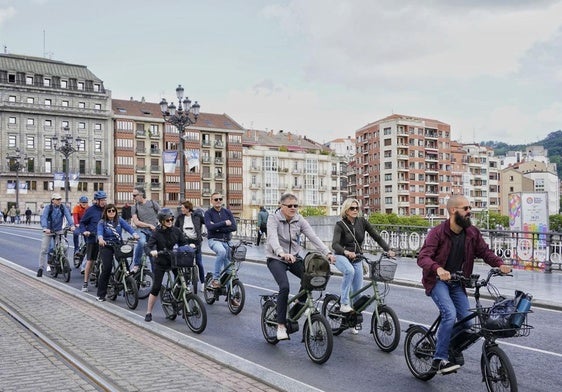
[207,238,231,280]
[334,255,363,306]
[430,280,472,361]
[133,229,151,267]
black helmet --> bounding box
[157,208,174,222]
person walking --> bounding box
[266,192,335,340]
[204,192,237,289]
[417,194,512,375]
[96,204,139,302]
[37,193,75,277]
[24,207,32,225]
[175,200,205,289]
[131,187,160,273]
[256,206,269,246]
[8,205,17,224]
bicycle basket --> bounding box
[478,290,533,338]
[301,252,331,291]
[371,258,397,282]
[171,245,195,268]
[231,243,247,262]
[114,242,134,259]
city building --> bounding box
[242,129,335,219]
[324,136,356,214]
[0,53,112,212]
[355,114,452,218]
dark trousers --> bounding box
[267,257,305,324]
[256,225,267,246]
[97,246,115,298]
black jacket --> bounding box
[144,226,188,267]
[175,212,203,247]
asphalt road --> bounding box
[1,225,560,392]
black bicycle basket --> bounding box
[114,242,134,259]
[478,290,533,338]
[171,245,195,268]
[301,252,331,291]
[371,258,397,282]
[231,243,247,262]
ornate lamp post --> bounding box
[6,147,26,209]
[160,84,200,202]
[53,128,82,204]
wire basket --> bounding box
[231,243,247,262]
[473,308,533,338]
[370,258,397,282]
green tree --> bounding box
[299,206,326,217]
[549,215,562,232]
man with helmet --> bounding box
[72,195,89,258]
[143,208,189,322]
[131,187,160,273]
[77,190,107,292]
[37,193,75,277]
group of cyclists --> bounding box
[36,189,515,377]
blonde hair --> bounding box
[341,198,362,218]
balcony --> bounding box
[214,141,224,148]
[150,148,160,155]
[214,157,224,165]
[150,165,160,172]
[292,185,302,190]
[202,156,211,163]
[135,166,146,172]
[150,182,161,190]
[136,130,146,137]
[249,183,261,189]
[292,169,301,174]
[202,140,211,147]
[202,188,211,196]
[249,166,260,172]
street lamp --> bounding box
[160,84,200,202]
[53,127,82,204]
[6,147,26,209]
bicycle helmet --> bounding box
[157,208,174,222]
[79,196,88,203]
[93,190,107,200]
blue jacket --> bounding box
[97,218,136,243]
[78,204,104,243]
[204,207,237,241]
[40,203,74,232]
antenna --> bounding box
[43,30,53,59]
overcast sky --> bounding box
[2,0,562,145]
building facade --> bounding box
[0,54,112,212]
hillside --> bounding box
[481,130,562,178]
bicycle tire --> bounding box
[183,293,207,334]
[303,313,333,364]
[404,325,436,381]
[260,300,279,344]
[321,294,345,336]
[203,273,216,305]
[136,270,154,299]
[371,304,400,352]
[124,275,139,310]
[62,256,71,282]
[107,274,118,301]
[160,287,177,320]
[481,345,518,392]
[227,280,245,315]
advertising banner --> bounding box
[186,149,200,171]
[54,172,65,188]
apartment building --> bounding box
[241,130,336,219]
[112,98,244,215]
[355,114,452,218]
[324,136,355,214]
[0,54,112,212]
[461,143,501,214]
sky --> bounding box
[1,0,562,145]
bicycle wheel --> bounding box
[203,273,216,305]
[107,274,118,301]
[371,304,400,352]
[321,294,345,336]
[481,345,517,392]
[183,293,207,334]
[62,256,71,282]
[303,313,333,364]
[136,270,154,299]
[124,275,139,310]
[404,325,436,381]
[260,300,279,344]
[227,280,245,315]
[160,287,177,320]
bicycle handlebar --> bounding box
[447,268,512,289]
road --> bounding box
[1,225,560,391]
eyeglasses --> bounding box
[282,204,299,209]
[164,218,174,222]
[213,198,223,201]
[457,206,472,211]
[107,209,116,213]
[348,206,359,211]
[132,194,139,197]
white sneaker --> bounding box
[277,325,289,341]
[351,326,359,335]
[340,304,353,313]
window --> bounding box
[8,74,15,83]
[94,140,102,152]
[27,118,34,125]
[95,161,102,175]
[79,160,86,174]
[45,158,52,173]
[8,135,16,147]
[78,102,85,108]
[77,139,86,152]
[383,127,392,135]
[61,80,68,88]
[8,117,16,124]
[78,82,84,90]
[93,182,104,191]
[78,182,88,191]
[384,173,392,181]
[94,103,101,110]
[44,119,52,127]
[78,122,86,129]
[94,84,100,92]
[43,78,51,87]
[44,99,51,106]
[94,123,102,131]
[8,95,16,102]
[62,100,69,107]
[26,76,33,85]
[26,97,34,104]
[45,138,53,150]
[62,120,69,128]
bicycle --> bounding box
[321,252,401,352]
[104,238,139,310]
[203,240,251,315]
[131,248,154,300]
[48,227,72,283]
[404,268,533,392]
[73,240,87,268]
[260,253,334,364]
[160,247,207,334]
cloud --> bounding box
[0,6,16,27]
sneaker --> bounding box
[96,297,106,302]
[81,283,88,292]
[130,266,139,274]
[210,280,221,289]
[432,359,460,375]
[36,268,43,277]
[339,304,353,313]
[145,313,152,322]
[351,325,360,335]
[277,325,289,341]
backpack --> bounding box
[301,252,331,291]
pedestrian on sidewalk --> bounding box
[24,207,32,224]
[256,206,268,246]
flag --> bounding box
[186,149,200,171]
[54,172,65,188]
[163,151,178,173]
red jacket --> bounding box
[417,220,503,295]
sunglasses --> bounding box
[107,209,116,213]
[164,218,174,222]
[283,204,299,208]
[348,206,359,211]
[457,206,472,211]
[132,194,139,197]
[213,198,223,201]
